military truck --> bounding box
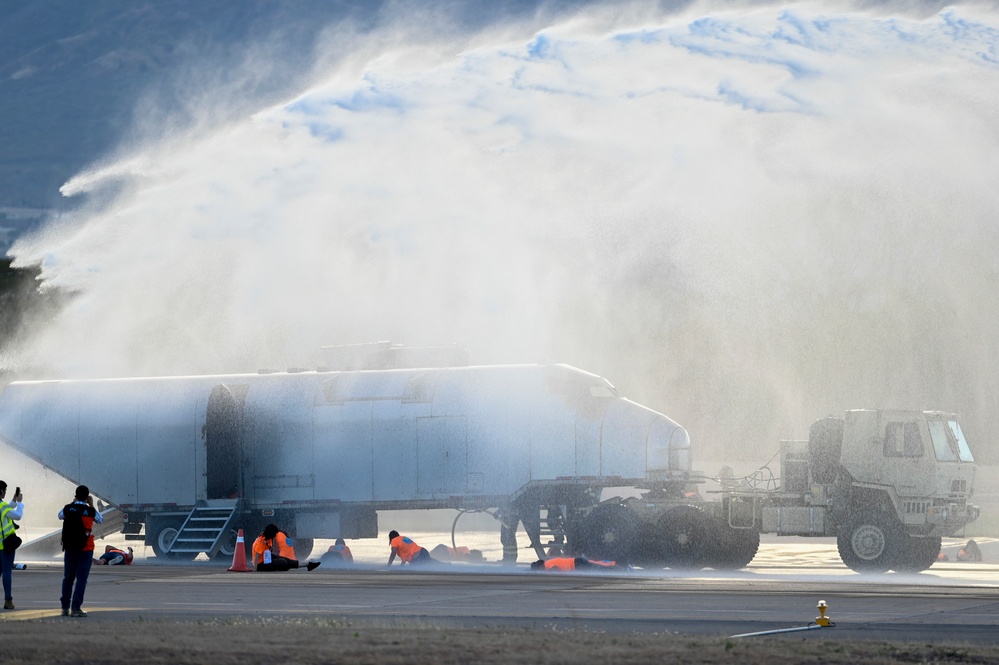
[0,356,978,572]
[592,409,979,573]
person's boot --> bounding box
[306,561,321,571]
[3,599,13,610]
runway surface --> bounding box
[4,535,999,644]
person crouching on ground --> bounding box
[94,545,133,565]
[320,538,353,566]
[387,530,438,566]
[252,524,320,571]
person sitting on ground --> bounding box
[530,557,622,571]
[252,524,320,572]
[320,538,353,566]
[95,545,133,565]
[387,530,438,566]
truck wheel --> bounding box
[657,505,709,570]
[576,504,640,564]
[151,520,197,561]
[837,515,900,573]
[891,536,941,573]
[710,526,760,570]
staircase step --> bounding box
[166,499,242,558]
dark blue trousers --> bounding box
[1,548,14,601]
[61,550,94,611]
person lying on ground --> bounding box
[530,557,625,571]
[430,543,485,562]
[94,545,133,565]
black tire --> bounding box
[709,525,760,570]
[292,537,314,559]
[208,528,239,562]
[575,504,641,564]
[808,417,844,484]
[627,529,663,569]
[657,505,710,570]
[837,514,901,573]
[150,520,198,561]
[891,536,941,573]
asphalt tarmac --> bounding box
[3,548,999,644]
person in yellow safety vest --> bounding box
[251,524,321,572]
[1,481,25,610]
[387,530,438,566]
[95,545,134,565]
[530,557,623,571]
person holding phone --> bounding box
[58,485,103,617]
[0,480,25,610]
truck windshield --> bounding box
[948,420,975,462]
[927,419,974,463]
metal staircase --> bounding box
[168,499,242,558]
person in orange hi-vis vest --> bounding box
[95,545,133,565]
[58,485,103,617]
[530,557,623,571]
[387,530,439,566]
[320,538,353,566]
[430,543,485,562]
[251,524,320,572]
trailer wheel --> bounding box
[657,505,709,570]
[891,536,941,573]
[837,514,900,573]
[208,529,239,562]
[292,537,314,559]
[576,504,640,563]
[709,525,760,570]
[151,520,197,561]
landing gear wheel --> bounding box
[709,526,760,570]
[576,504,640,564]
[657,505,710,570]
[837,514,901,573]
[151,520,197,561]
[891,536,941,573]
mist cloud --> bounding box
[9,2,999,462]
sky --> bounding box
[5,0,999,463]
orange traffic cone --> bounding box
[227,529,253,572]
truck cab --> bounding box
[838,410,977,536]
[731,409,979,573]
